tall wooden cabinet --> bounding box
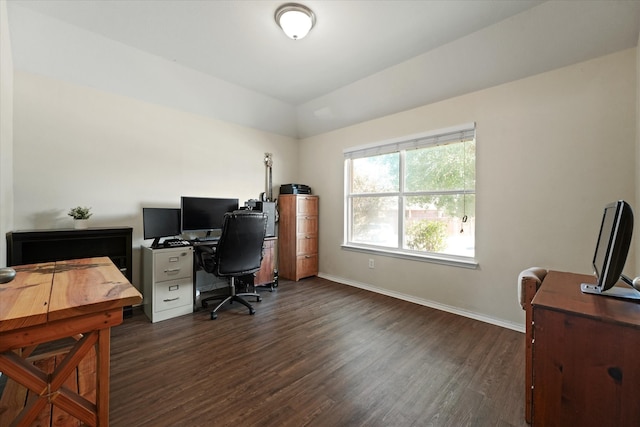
[278,195,318,281]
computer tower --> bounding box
[245,201,276,237]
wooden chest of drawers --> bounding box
[278,195,318,281]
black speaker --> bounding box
[245,201,276,237]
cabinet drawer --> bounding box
[154,277,192,312]
[297,215,318,234]
[296,235,317,255]
[154,249,192,281]
[297,196,318,215]
[296,253,318,280]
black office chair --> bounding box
[196,210,267,320]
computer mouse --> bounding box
[0,267,16,284]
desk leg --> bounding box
[96,327,111,427]
[0,328,114,426]
[0,333,100,426]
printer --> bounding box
[279,183,312,195]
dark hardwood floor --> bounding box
[109,277,528,427]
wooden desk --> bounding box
[531,270,640,426]
[0,257,142,426]
[254,236,278,289]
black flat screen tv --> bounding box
[181,197,239,236]
[143,207,181,248]
[581,200,637,299]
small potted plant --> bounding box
[68,206,92,229]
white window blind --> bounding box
[344,122,475,159]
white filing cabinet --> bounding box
[142,246,193,322]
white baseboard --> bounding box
[317,272,525,333]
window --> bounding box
[344,123,476,264]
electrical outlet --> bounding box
[368,259,375,269]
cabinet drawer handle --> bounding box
[163,297,180,302]
[164,268,180,274]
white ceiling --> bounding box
[6,0,640,138]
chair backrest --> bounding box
[214,210,267,277]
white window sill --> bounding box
[341,243,478,269]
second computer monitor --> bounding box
[180,196,239,234]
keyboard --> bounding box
[196,236,219,242]
[163,239,191,248]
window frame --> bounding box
[342,123,478,269]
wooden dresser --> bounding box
[530,271,640,426]
[278,195,318,281]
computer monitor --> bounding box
[180,197,239,236]
[581,200,638,299]
[143,207,181,248]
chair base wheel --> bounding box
[211,312,217,320]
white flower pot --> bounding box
[74,219,89,229]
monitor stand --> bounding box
[581,275,640,300]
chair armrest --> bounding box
[195,245,216,272]
[518,267,547,310]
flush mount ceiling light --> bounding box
[275,3,316,40]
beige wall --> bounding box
[12,72,299,286]
[299,49,637,330]
[0,0,14,267]
[6,43,638,330]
